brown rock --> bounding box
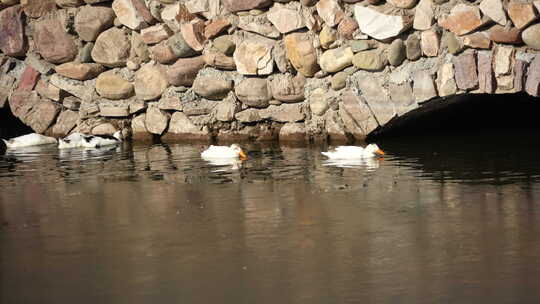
[507,1,537,29]
[180,19,206,52]
[25,99,61,133]
[55,0,84,8]
[316,0,344,27]
[134,62,169,100]
[453,51,478,90]
[235,78,271,108]
[341,90,379,136]
[162,112,211,142]
[91,28,131,67]
[192,77,233,100]
[488,25,522,44]
[412,70,437,102]
[388,0,417,9]
[478,51,495,93]
[204,18,230,39]
[0,5,27,56]
[51,110,78,136]
[267,2,305,34]
[141,24,172,44]
[222,0,272,12]
[421,30,439,57]
[95,71,134,100]
[21,0,56,18]
[463,32,492,49]
[34,17,78,64]
[18,66,40,91]
[525,55,540,96]
[522,24,540,50]
[55,62,105,81]
[112,0,153,30]
[440,4,484,36]
[284,33,319,77]
[145,106,169,135]
[75,6,115,42]
[514,59,528,92]
[270,74,305,103]
[166,56,205,87]
[203,52,236,70]
[337,16,358,40]
[234,38,274,76]
[150,43,178,64]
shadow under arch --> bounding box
[368,93,540,185]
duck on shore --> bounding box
[322,144,385,159]
[58,131,123,149]
[201,144,248,160]
[1,133,58,149]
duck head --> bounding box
[230,144,247,160]
[364,144,385,157]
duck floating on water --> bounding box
[1,133,57,149]
[201,144,248,160]
[322,144,385,159]
[58,131,123,149]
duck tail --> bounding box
[1,138,9,148]
[321,152,331,158]
[113,131,123,141]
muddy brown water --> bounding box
[2,131,540,303]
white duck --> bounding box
[201,144,248,160]
[1,133,57,149]
[321,144,385,159]
[58,131,122,149]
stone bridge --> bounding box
[0,0,539,143]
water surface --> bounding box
[2,131,540,303]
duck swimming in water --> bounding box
[58,131,123,149]
[201,144,248,160]
[1,133,57,149]
[322,144,385,159]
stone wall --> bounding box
[0,0,539,143]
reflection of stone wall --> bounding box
[0,0,539,143]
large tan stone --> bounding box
[284,33,319,77]
[421,30,439,56]
[352,49,387,71]
[192,76,233,100]
[91,28,131,67]
[235,78,272,108]
[75,6,115,42]
[134,62,169,100]
[145,106,169,135]
[180,19,206,52]
[34,18,78,64]
[270,74,305,103]
[95,71,134,100]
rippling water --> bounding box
[2,131,540,303]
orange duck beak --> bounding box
[375,149,385,156]
[239,150,248,160]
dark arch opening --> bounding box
[0,105,33,140]
[369,93,540,140]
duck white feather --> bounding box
[201,144,247,159]
[322,144,385,159]
[2,133,57,149]
[58,131,122,149]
